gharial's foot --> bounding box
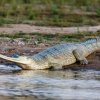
[80,59,88,65]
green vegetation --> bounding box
[0,32,99,44]
[0,0,100,26]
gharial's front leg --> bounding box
[73,49,88,65]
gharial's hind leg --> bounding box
[73,49,88,65]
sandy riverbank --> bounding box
[0,24,100,34]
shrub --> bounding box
[96,8,100,16]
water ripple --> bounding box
[0,64,100,100]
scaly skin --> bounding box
[0,38,100,70]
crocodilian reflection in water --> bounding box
[0,65,100,100]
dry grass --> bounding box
[0,0,100,26]
[0,31,99,44]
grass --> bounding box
[96,8,100,16]
[0,0,100,26]
[0,32,99,44]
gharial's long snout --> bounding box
[0,54,34,70]
[0,54,25,63]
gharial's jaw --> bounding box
[0,54,35,70]
[17,63,34,70]
[0,54,50,70]
[0,54,26,64]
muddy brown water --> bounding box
[0,64,100,100]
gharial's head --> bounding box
[14,56,36,69]
[0,54,37,70]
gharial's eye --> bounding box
[11,53,19,58]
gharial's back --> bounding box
[31,44,78,66]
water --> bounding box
[0,65,100,100]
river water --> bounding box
[0,65,100,100]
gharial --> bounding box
[0,38,100,70]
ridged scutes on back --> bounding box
[81,38,97,45]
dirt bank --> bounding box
[0,24,100,34]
